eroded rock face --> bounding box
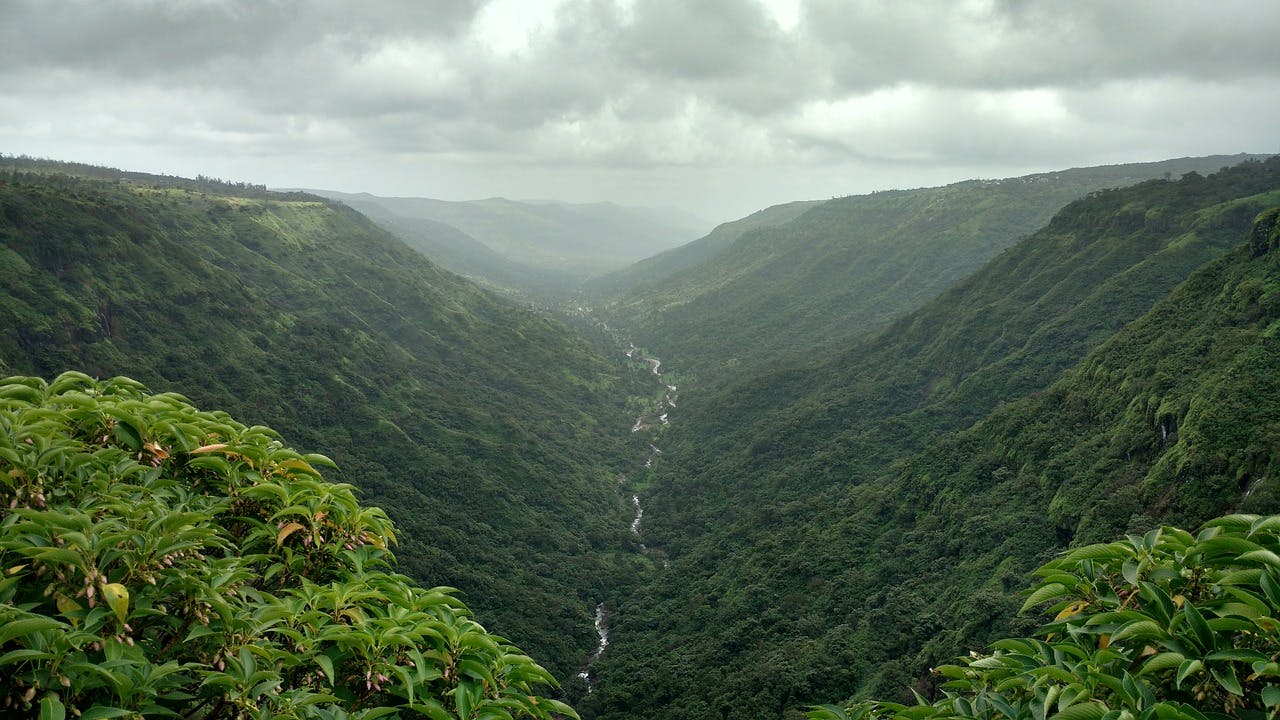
[1250,207,1280,257]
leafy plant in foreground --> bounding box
[810,514,1280,720]
[0,371,577,719]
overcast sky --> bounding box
[2,0,1278,223]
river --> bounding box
[576,342,675,691]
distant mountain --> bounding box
[0,157,649,681]
[307,189,707,282]
[585,157,1280,719]
[327,195,577,296]
[601,154,1270,385]
[584,199,822,296]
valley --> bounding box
[4,4,1279,719]
[3,154,1280,720]
[577,340,672,693]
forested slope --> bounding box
[584,199,821,296]
[0,159,649,680]
[585,158,1280,719]
[602,155,1265,385]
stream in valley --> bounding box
[575,341,677,691]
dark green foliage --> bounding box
[0,159,647,681]
[587,160,1280,719]
[601,155,1268,385]
[811,514,1280,720]
[0,372,577,719]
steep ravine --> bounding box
[576,341,677,691]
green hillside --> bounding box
[602,155,1267,385]
[0,159,651,681]
[584,199,822,296]
[583,159,1280,719]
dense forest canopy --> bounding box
[581,159,1280,719]
[0,157,656,683]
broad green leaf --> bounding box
[1063,543,1131,563]
[1181,602,1213,652]
[1176,659,1203,688]
[111,418,142,450]
[1250,516,1280,536]
[407,700,456,720]
[1239,549,1280,570]
[1263,686,1280,707]
[1139,652,1186,676]
[0,648,55,666]
[1262,570,1280,607]
[1206,649,1268,663]
[0,616,67,645]
[1210,665,1243,696]
[1205,515,1258,532]
[1111,620,1166,643]
[542,698,581,719]
[1050,701,1109,720]
[1195,536,1263,558]
[1122,559,1140,586]
[1021,582,1072,613]
[315,654,335,685]
[39,694,66,720]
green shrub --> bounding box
[810,514,1280,720]
[0,372,575,720]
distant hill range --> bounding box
[596,153,1272,383]
[302,189,711,291]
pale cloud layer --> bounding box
[2,0,1278,222]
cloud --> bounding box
[0,0,1277,219]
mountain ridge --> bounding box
[600,154,1270,385]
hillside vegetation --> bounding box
[0,373,576,720]
[584,199,822,297]
[0,159,652,681]
[584,159,1280,719]
[601,155,1266,384]
[812,512,1280,720]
